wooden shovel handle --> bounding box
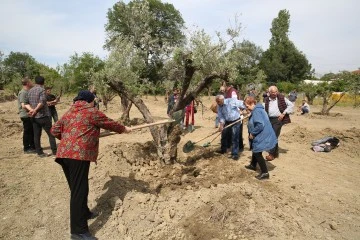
[222,114,249,130]
[99,119,175,138]
[130,119,175,130]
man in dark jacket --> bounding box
[264,86,293,161]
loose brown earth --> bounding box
[0,95,359,240]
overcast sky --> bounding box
[1,0,359,75]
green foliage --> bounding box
[102,38,144,95]
[227,40,265,96]
[59,52,104,92]
[276,81,296,94]
[298,82,317,104]
[105,0,185,85]
[1,51,40,89]
[259,9,312,84]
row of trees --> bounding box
[0,7,315,97]
[1,0,358,163]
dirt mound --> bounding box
[283,125,360,157]
[0,91,17,103]
[0,118,22,137]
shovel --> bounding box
[182,115,249,153]
[182,130,219,153]
[100,119,174,137]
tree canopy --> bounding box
[105,0,185,83]
[259,9,313,84]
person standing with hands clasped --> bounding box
[244,96,277,180]
[264,86,293,161]
[51,90,131,240]
[27,75,57,157]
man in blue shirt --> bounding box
[216,94,246,160]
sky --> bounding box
[1,0,359,75]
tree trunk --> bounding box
[120,95,131,123]
[321,96,329,115]
[320,92,345,115]
[108,59,226,164]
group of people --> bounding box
[212,85,294,180]
[18,76,58,157]
[16,77,303,239]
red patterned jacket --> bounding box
[51,101,126,162]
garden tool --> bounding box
[182,130,220,153]
[99,109,185,138]
[100,119,177,138]
[182,114,250,153]
[202,131,222,147]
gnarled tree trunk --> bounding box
[108,60,226,164]
[320,92,345,115]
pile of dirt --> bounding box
[0,118,22,138]
[283,125,360,157]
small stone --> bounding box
[181,174,189,183]
[203,182,211,188]
[291,185,296,189]
[169,209,176,218]
[329,222,337,230]
[145,229,153,236]
[147,213,156,222]
[118,224,128,235]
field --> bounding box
[0,95,359,240]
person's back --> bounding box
[27,76,56,157]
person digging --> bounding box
[51,90,132,240]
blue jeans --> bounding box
[221,121,240,156]
[215,116,220,127]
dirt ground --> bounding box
[0,95,359,240]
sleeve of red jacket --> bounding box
[51,119,63,140]
[91,110,126,133]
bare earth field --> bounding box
[0,95,359,240]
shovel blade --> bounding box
[183,141,195,153]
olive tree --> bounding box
[102,22,241,164]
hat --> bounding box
[74,90,95,103]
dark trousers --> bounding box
[56,158,91,234]
[32,117,57,155]
[239,123,244,151]
[250,152,268,173]
[49,108,58,123]
[221,121,240,156]
[21,117,35,151]
[269,117,283,157]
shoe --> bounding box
[24,149,36,154]
[245,164,256,171]
[87,211,99,220]
[228,155,239,160]
[215,150,225,154]
[255,173,269,180]
[38,153,51,158]
[71,232,97,240]
[265,154,275,161]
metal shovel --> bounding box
[182,115,249,153]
